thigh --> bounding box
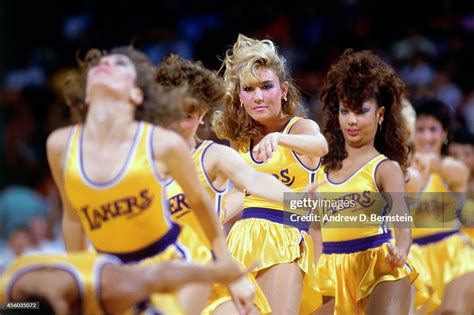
[440,271,474,313]
[366,277,412,315]
[312,296,335,315]
[256,262,303,315]
[179,282,211,315]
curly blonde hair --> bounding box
[211,34,302,151]
[63,46,185,126]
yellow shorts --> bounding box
[408,244,436,311]
[461,227,474,243]
[227,212,322,314]
[413,230,474,314]
[140,225,213,315]
[202,272,271,315]
[316,233,418,315]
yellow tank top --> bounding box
[166,140,227,248]
[0,252,120,315]
[240,117,320,211]
[64,122,178,260]
[411,172,458,239]
[316,154,390,242]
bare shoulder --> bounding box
[151,126,187,158]
[207,143,238,156]
[376,159,405,191]
[289,118,321,135]
[377,159,403,175]
[46,125,75,156]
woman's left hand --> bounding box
[252,132,281,162]
[386,243,408,268]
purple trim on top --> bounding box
[372,157,389,193]
[148,124,168,183]
[413,230,459,246]
[325,154,382,185]
[322,231,392,254]
[249,139,264,165]
[216,194,223,219]
[286,117,321,171]
[174,241,190,262]
[291,151,322,172]
[372,157,389,233]
[79,121,143,189]
[161,182,173,227]
[201,141,226,193]
[97,223,181,263]
[281,116,299,133]
[194,140,204,153]
[248,117,297,165]
[285,117,299,133]
[62,125,77,179]
[6,264,84,315]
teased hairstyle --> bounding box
[413,98,452,132]
[212,34,302,151]
[63,46,185,126]
[155,54,226,119]
[320,49,409,173]
[414,97,453,155]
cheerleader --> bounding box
[315,49,417,314]
[212,34,328,315]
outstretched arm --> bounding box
[154,129,225,256]
[102,252,255,314]
[211,144,291,203]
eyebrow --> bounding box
[242,80,275,87]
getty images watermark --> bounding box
[283,192,471,228]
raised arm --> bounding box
[154,129,256,313]
[46,127,88,251]
[210,144,292,202]
[438,158,469,193]
[413,152,469,193]
[253,118,328,162]
[153,128,227,257]
[377,160,412,267]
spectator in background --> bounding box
[0,184,48,240]
[24,216,64,254]
[0,227,32,274]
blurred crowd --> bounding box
[1,0,474,271]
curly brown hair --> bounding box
[63,46,185,126]
[320,49,409,173]
[211,34,302,151]
[155,54,226,118]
